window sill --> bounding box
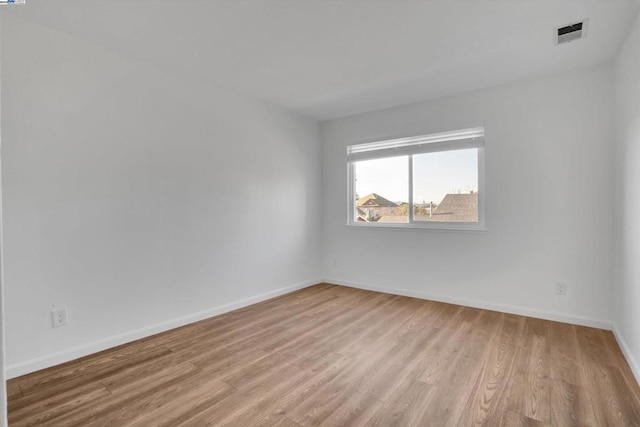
[346,222,488,233]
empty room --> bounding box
[1,0,640,426]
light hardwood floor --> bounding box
[7,283,640,426]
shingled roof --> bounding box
[430,193,478,222]
[357,193,398,208]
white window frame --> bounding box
[347,127,486,231]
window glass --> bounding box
[413,148,478,223]
[354,156,408,223]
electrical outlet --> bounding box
[555,283,568,296]
[52,308,68,328]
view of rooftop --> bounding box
[356,192,478,223]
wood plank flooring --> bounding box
[7,284,640,426]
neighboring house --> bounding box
[357,193,398,221]
[357,192,477,223]
[356,207,370,222]
[429,193,478,222]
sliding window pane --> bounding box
[354,156,408,223]
[413,148,478,222]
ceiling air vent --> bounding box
[556,20,588,45]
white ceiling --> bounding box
[7,0,640,120]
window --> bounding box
[347,127,485,230]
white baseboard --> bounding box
[612,324,640,386]
[6,278,321,379]
[324,277,612,330]
[7,277,619,380]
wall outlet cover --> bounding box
[555,283,568,295]
[52,308,68,328]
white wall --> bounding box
[321,65,616,328]
[0,13,6,427]
[614,11,640,383]
[1,16,321,378]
